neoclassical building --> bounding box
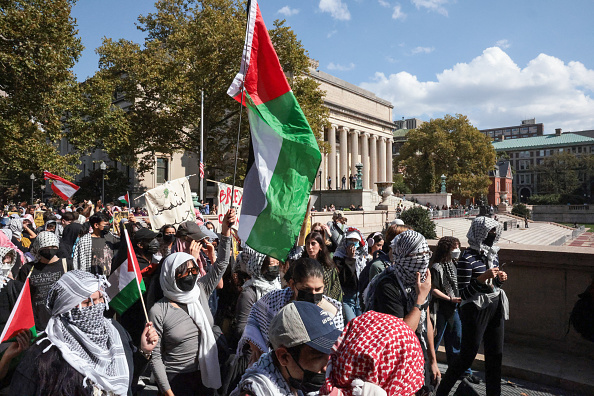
[309,64,395,193]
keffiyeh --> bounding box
[8,217,22,240]
[321,311,425,396]
[242,247,281,300]
[72,233,92,271]
[0,247,16,277]
[30,231,60,261]
[43,270,129,395]
[160,252,221,389]
[0,229,24,264]
[237,288,344,357]
[230,352,293,396]
[466,216,502,257]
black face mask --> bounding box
[176,274,196,292]
[39,248,58,261]
[286,354,326,393]
[263,266,279,281]
[146,239,159,255]
[484,233,497,247]
[297,289,323,305]
[100,225,110,236]
[163,234,175,244]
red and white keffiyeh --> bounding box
[321,311,425,396]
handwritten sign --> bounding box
[112,211,128,235]
[145,178,196,231]
[34,211,45,228]
[217,182,243,226]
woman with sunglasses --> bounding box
[149,209,235,396]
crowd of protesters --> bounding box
[0,199,508,395]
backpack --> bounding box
[569,279,594,343]
[358,250,391,310]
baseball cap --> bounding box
[177,221,209,241]
[345,230,361,240]
[199,225,219,242]
[133,227,159,242]
[269,301,341,355]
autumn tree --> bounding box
[75,0,329,181]
[0,0,84,200]
[396,114,496,198]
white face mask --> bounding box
[450,248,461,260]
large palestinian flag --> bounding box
[227,0,321,260]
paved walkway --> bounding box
[566,231,594,248]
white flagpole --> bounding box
[200,89,204,200]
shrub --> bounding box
[511,203,531,219]
[400,206,437,239]
[528,194,561,205]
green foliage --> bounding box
[399,206,437,239]
[392,173,411,195]
[0,0,85,201]
[528,194,561,205]
[75,168,131,203]
[511,203,531,219]
[533,152,581,195]
[397,114,496,199]
[78,0,329,179]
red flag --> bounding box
[43,171,80,200]
[0,278,37,343]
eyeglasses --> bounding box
[408,251,432,258]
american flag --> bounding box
[199,161,204,178]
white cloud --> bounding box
[277,6,299,16]
[495,39,510,49]
[379,0,390,7]
[360,47,594,131]
[411,46,434,54]
[319,0,351,21]
[328,62,356,71]
[392,4,407,20]
[411,0,450,16]
[327,29,338,38]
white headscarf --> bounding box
[160,252,221,389]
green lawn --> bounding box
[560,222,594,232]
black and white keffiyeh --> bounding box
[0,246,16,278]
[42,270,129,396]
[466,216,502,257]
[72,233,93,272]
[432,260,458,299]
[242,247,281,300]
[8,217,22,240]
[230,352,293,396]
[237,288,344,357]
[30,231,60,261]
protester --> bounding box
[0,329,31,386]
[149,208,234,396]
[232,301,341,396]
[431,236,479,384]
[16,231,73,331]
[327,211,346,252]
[57,222,83,260]
[311,222,333,251]
[158,224,177,258]
[302,232,342,302]
[8,217,26,253]
[364,230,440,394]
[237,257,344,365]
[10,270,158,396]
[0,230,24,267]
[333,227,367,323]
[357,232,391,309]
[321,311,425,396]
[73,212,120,275]
[437,217,508,396]
[382,222,411,255]
[0,247,16,278]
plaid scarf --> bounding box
[42,270,129,395]
[321,311,425,396]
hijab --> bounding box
[242,247,281,300]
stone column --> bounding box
[378,137,387,182]
[339,127,348,190]
[350,130,359,177]
[370,135,378,191]
[362,132,370,190]
[386,137,393,185]
[328,125,337,190]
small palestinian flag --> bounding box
[118,192,130,206]
[0,278,37,343]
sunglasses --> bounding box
[177,265,198,279]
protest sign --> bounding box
[145,178,196,231]
[217,182,243,226]
[112,211,128,235]
[34,211,45,228]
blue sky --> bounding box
[72,0,594,133]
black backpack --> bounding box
[569,279,594,343]
[358,250,390,310]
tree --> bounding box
[392,173,411,195]
[533,152,581,195]
[76,0,329,180]
[399,206,437,239]
[511,203,531,219]
[75,168,132,203]
[396,114,496,199]
[0,0,84,187]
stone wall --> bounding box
[532,204,594,223]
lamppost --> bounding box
[100,161,107,204]
[30,173,35,205]
[41,185,45,203]
[318,171,322,208]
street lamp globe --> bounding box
[30,173,35,180]
[100,161,107,171]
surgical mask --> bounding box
[286,354,327,393]
[163,234,175,244]
[484,233,496,247]
[146,239,159,255]
[297,289,323,305]
[39,248,58,261]
[450,248,461,260]
[263,266,279,282]
[176,273,196,292]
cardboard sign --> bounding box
[34,211,45,228]
[145,178,196,231]
[217,182,243,226]
[112,211,129,235]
